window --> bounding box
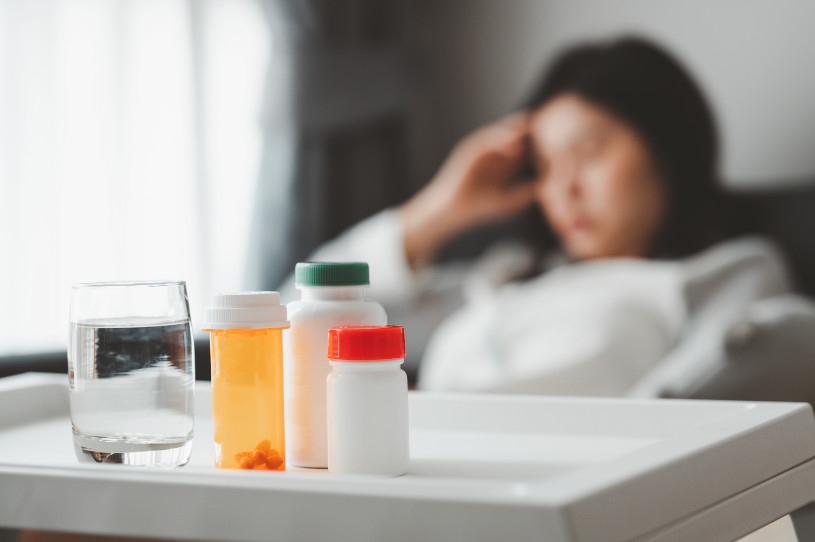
[0,0,270,354]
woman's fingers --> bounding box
[398,112,536,269]
[468,112,531,157]
[471,178,537,221]
[502,181,538,212]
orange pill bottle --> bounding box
[204,292,289,471]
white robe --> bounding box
[280,209,791,397]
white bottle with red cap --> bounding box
[326,325,409,477]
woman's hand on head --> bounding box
[400,113,537,270]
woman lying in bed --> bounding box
[285,36,790,396]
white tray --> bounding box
[1,372,814,542]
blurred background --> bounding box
[3,0,815,373]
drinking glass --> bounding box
[68,281,195,467]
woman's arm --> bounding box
[400,113,537,270]
[281,113,537,301]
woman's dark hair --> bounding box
[525,36,725,258]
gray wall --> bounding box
[408,0,815,192]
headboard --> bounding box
[726,182,815,296]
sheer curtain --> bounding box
[0,0,270,354]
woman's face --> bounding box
[528,94,665,260]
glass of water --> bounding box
[68,281,195,467]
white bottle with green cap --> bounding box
[284,262,386,468]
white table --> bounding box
[1,372,814,541]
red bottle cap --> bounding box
[327,325,405,361]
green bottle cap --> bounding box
[295,262,370,287]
